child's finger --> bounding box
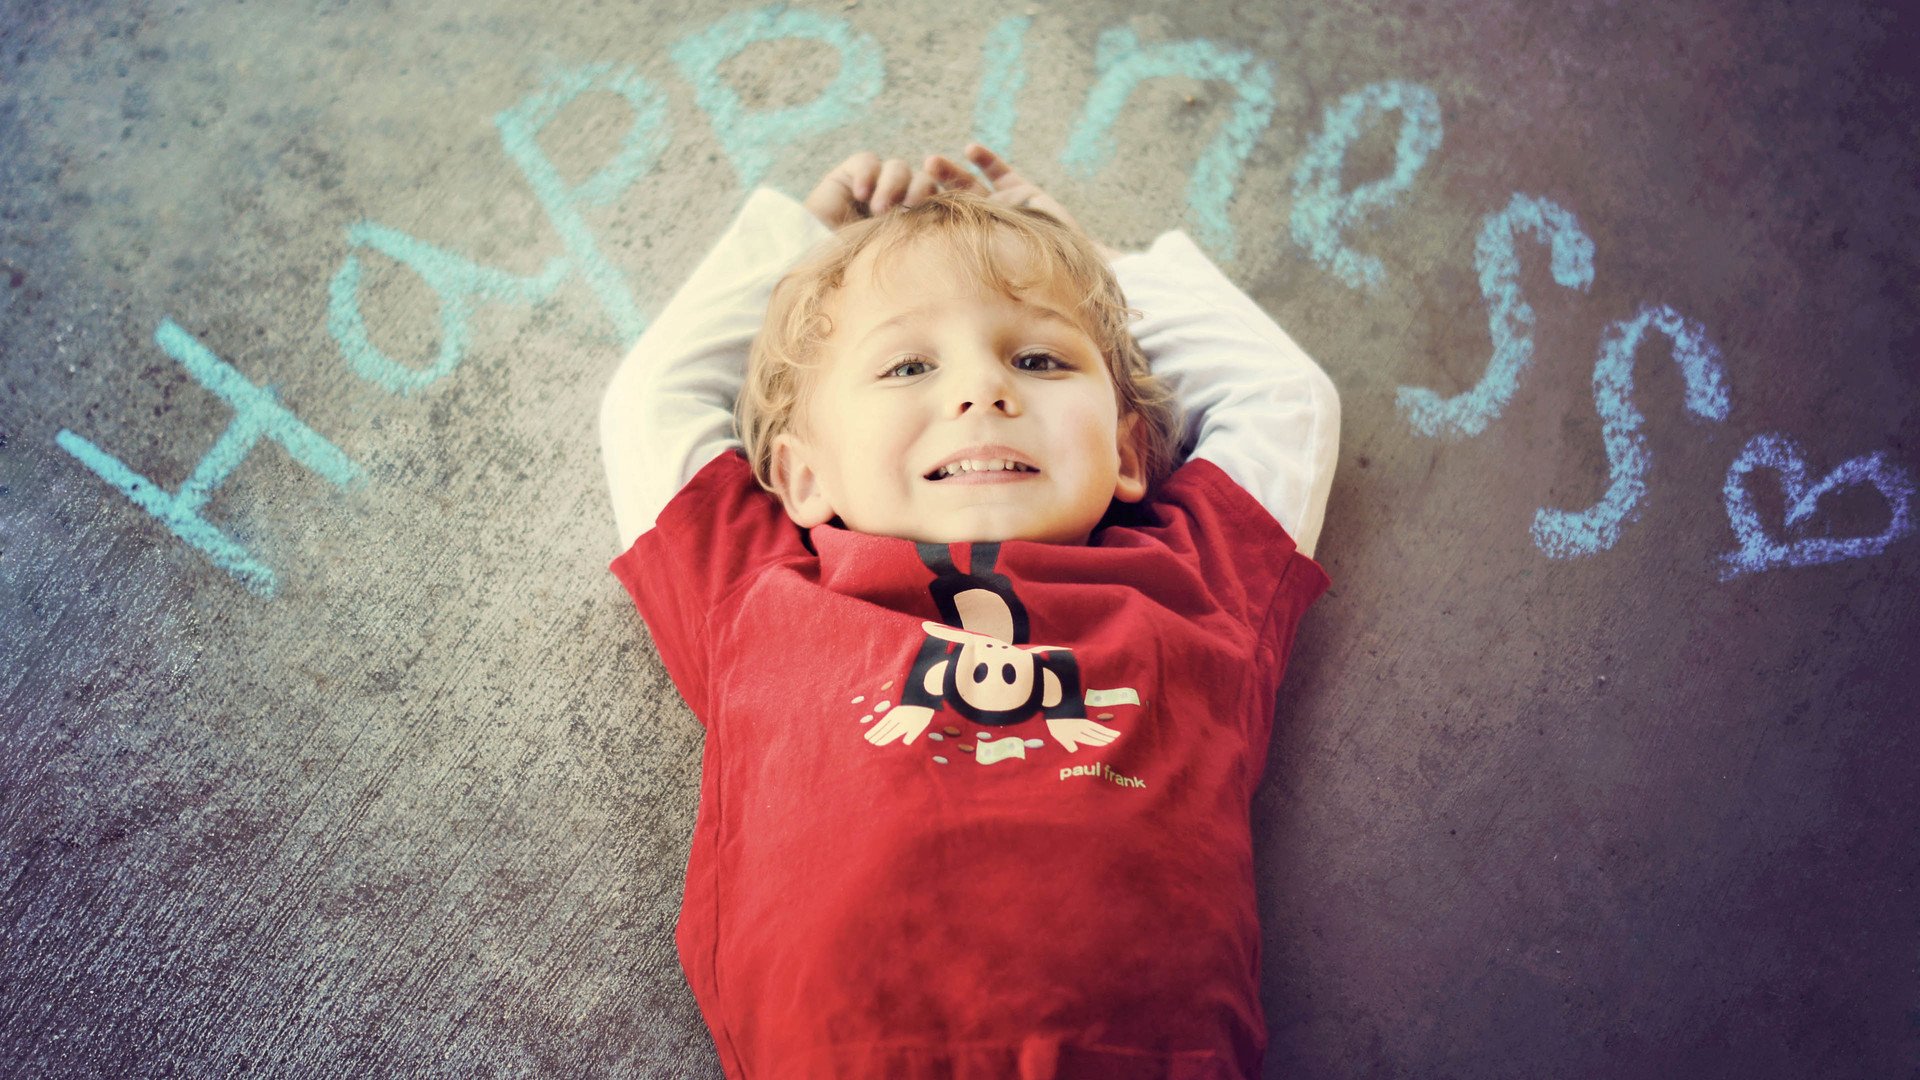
[903,168,939,208]
[989,185,1039,210]
[964,143,1021,188]
[840,150,881,201]
[926,154,982,191]
[871,157,911,214]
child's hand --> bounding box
[804,151,941,231]
[924,144,1124,261]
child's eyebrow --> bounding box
[857,304,1081,349]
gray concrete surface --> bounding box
[3,0,1916,1076]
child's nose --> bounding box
[956,395,1015,416]
[950,356,1021,417]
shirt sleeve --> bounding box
[598,187,833,552]
[1109,234,1341,559]
[608,449,807,723]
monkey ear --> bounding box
[1041,666,1062,708]
[1112,411,1149,504]
[771,431,839,528]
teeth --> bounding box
[933,458,1034,479]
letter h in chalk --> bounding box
[55,319,363,598]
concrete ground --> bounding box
[2,0,1916,1076]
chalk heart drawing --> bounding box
[1718,432,1915,582]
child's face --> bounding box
[771,232,1147,545]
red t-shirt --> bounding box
[610,448,1331,1080]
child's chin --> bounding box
[840,508,1089,545]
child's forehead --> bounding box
[844,229,1070,312]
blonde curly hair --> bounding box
[734,189,1186,504]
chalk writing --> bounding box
[495,63,672,343]
[1532,305,1729,558]
[54,319,363,597]
[327,222,569,395]
[332,65,667,398]
[669,6,884,191]
[47,7,1913,593]
[1397,192,1596,439]
[1289,80,1443,291]
[1060,27,1274,263]
[1717,433,1915,581]
[972,17,1033,164]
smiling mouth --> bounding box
[924,464,1042,483]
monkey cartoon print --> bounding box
[861,541,1141,764]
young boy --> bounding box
[599,145,1339,1079]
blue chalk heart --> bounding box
[1718,432,1914,581]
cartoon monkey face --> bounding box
[950,638,1038,711]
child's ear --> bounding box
[1112,411,1149,504]
[771,432,839,528]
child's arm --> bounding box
[1108,238,1341,559]
[598,188,831,552]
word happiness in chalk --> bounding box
[52,7,1914,598]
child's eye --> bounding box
[1014,351,1070,372]
[883,358,933,378]
[880,352,1073,379]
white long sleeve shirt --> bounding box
[599,186,1340,558]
